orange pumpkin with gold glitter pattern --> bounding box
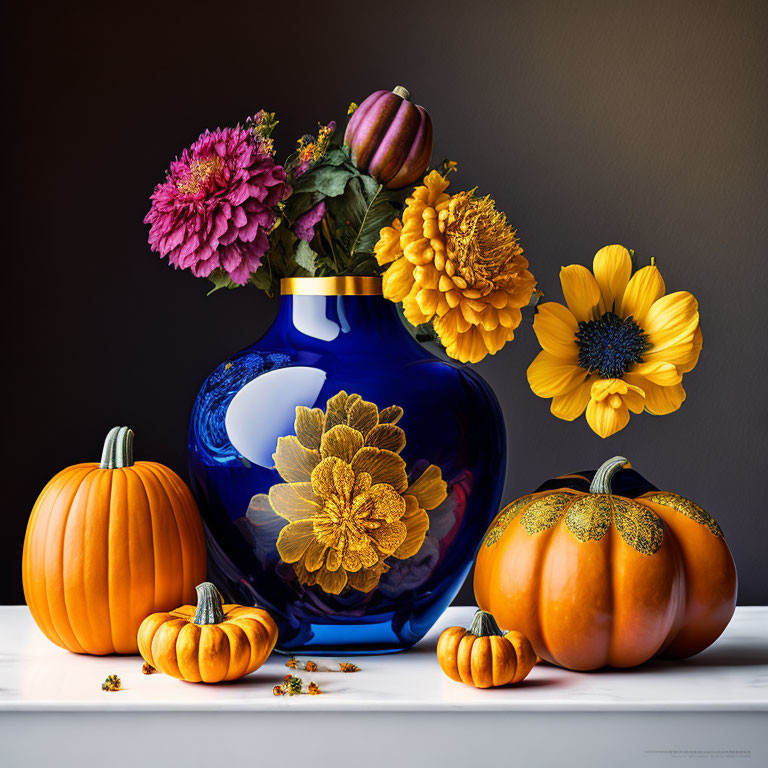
[474,456,737,671]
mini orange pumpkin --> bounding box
[474,456,737,671]
[137,582,278,683]
[22,427,207,654]
[437,610,537,688]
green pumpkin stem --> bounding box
[392,85,411,100]
[99,427,135,469]
[590,456,630,495]
[467,610,504,637]
[194,582,225,625]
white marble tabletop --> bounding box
[1,605,766,712]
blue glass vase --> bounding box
[188,277,505,654]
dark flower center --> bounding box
[575,312,649,378]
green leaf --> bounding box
[348,181,383,256]
[283,191,324,223]
[355,204,399,253]
[323,147,351,167]
[352,185,406,255]
[206,268,240,295]
[411,322,440,343]
[253,218,312,296]
[292,165,354,198]
[324,176,366,228]
[248,265,275,296]
[350,256,379,275]
[270,149,408,279]
[295,240,317,274]
[359,174,381,200]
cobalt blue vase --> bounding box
[188,277,505,654]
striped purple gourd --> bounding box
[344,86,433,190]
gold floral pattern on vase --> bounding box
[269,391,448,595]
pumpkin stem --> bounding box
[99,426,135,469]
[193,582,225,625]
[589,456,630,495]
[392,85,411,100]
[467,609,504,637]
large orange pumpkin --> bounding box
[22,426,207,655]
[474,456,737,670]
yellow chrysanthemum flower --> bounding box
[270,391,447,594]
[527,245,703,438]
[374,171,536,363]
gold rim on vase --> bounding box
[280,276,383,296]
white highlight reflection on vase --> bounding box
[225,366,326,466]
[292,294,340,341]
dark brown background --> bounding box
[4,0,767,605]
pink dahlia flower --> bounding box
[145,125,290,284]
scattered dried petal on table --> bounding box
[102,675,121,692]
[282,675,303,696]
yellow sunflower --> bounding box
[527,245,702,438]
[270,391,447,594]
[374,171,536,364]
